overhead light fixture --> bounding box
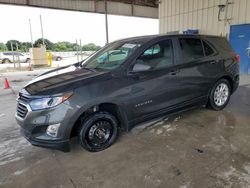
[218,4,226,11]
[218,4,226,21]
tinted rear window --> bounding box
[203,41,215,56]
[207,37,233,52]
[179,38,204,62]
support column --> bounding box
[104,0,109,44]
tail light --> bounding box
[235,54,240,63]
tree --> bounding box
[6,40,21,51]
[54,41,74,52]
[72,43,81,51]
[20,42,32,52]
[34,38,54,50]
[0,43,7,51]
[82,43,101,51]
[2,39,102,52]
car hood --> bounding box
[24,64,109,95]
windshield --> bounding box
[82,41,142,70]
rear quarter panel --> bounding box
[205,36,239,84]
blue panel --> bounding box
[230,24,250,74]
[183,29,199,34]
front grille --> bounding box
[19,93,31,103]
[16,102,28,118]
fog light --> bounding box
[46,124,60,137]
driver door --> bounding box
[126,39,182,121]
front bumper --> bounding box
[15,95,80,152]
[20,127,70,152]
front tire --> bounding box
[208,79,231,111]
[78,112,118,152]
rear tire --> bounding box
[56,57,62,61]
[2,58,11,64]
[78,111,118,152]
[207,79,231,111]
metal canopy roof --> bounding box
[109,0,158,7]
[0,0,158,18]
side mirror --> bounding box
[132,64,151,72]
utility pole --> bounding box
[79,39,83,60]
[11,42,15,68]
[16,43,21,68]
[40,15,45,46]
[29,19,34,69]
[104,0,109,44]
[76,39,79,62]
[29,19,34,48]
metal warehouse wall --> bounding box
[159,0,250,37]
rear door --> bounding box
[175,36,223,102]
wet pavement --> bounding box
[0,78,250,187]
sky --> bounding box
[0,4,159,46]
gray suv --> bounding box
[16,34,239,152]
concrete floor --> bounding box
[0,73,250,188]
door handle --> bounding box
[129,74,140,80]
[210,60,220,64]
[128,72,142,80]
[170,69,179,75]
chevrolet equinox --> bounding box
[16,34,239,152]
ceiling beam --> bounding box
[0,0,158,18]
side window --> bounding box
[179,38,204,62]
[143,44,161,56]
[203,41,215,56]
[132,40,174,71]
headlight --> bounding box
[29,92,73,110]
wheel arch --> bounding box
[70,102,129,138]
[2,58,11,63]
[217,75,234,91]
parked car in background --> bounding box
[16,34,239,152]
[0,52,30,64]
[52,55,63,61]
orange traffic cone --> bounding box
[4,78,10,89]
